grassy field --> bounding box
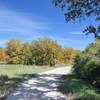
[0,64,52,98]
[60,74,100,100]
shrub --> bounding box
[73,39,100,89]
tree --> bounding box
[0,48,7,62]
[5,38,78,66]
[63,48,77,63]
[53,0,100,38]
[31,38,62,66]
[6,39,22,64]
[22,42,32,65]
[73,39,100,88]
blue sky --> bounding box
[0,0,95,50]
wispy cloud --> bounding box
[69,31,84,35]
[49,36,88,44]
[48,36,93,50]
[0,6,94,50]
[0,8,51,34]
[0,40,8,47]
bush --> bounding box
[73,54,90,78]
[85,58,100,88]
[60,75,100,100]
[73,39,100,89]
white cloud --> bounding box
[0,8,51,34]
[48,36,92,50]
[69,31,83,35]
[49,36,88,44]
[0,40,8,47]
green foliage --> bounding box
[53,0,100,38]
[22,42,32,65]
[73,39,100,89]
[60,75,100,100]
[84,25,100,39]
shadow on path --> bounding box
[6,74,66,100]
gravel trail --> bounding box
[6,66,71,100]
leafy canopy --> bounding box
[53,0,100,38]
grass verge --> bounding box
[59,74,100,100]
[0,64,53,99]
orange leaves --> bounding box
[0,48,7,61]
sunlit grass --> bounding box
[0,64,52,98]
[0,64,51,77]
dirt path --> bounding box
[6,66,71,100]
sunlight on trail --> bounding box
[6,66,71,100]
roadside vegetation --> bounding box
[59,39,100,100]
[73,39,100,90]
[60,74,100,100]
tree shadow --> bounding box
[0,74,37,100]
[6,74,66,100]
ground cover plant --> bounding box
[60,74,100,100]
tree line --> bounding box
[0,38,77,66]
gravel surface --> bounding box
[6,66,72,100]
